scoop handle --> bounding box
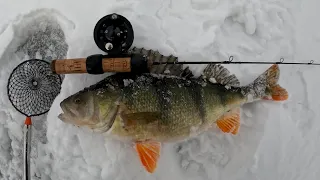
[23,116,32,180]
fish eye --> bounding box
[74,98,81,104]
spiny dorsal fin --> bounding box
[201,64,240,87]
[129,47,194,79]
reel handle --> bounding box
[51,54,149,74]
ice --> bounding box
[0,0,320,180]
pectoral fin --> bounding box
[216,108,240,135]
[135,141,161,173]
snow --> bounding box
[0,0,320,180]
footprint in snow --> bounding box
[0,8,74,180]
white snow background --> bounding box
[0,0,320,179]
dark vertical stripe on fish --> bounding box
[186,81,206,124]
[154,77,172,123]
[122,79,135,110]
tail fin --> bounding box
[261,64,288,101]
[244,64,288,102]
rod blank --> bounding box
[152,58,319,65]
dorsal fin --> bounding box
[201,64,240,87]
[129,47,194,79]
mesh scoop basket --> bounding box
[7,59,62,117]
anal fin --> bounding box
[135,141,161,173]
[216,108,240,135]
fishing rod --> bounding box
[50,53,320,75]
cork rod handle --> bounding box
[51,58,87,74]
[102,57,131,72]
[51,57,132,74]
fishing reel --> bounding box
[51,13,181,75]
[93,13,134,55]
[51,13,149,75]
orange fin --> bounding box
[231,121,240,135]
[270,84,288,101]
[264,64,288,101]
[265,64,280,86]
[216,108,240,135]
[135,141,161,173]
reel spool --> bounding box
[93,13,134,55]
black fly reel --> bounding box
[93,13,134,55]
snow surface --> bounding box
[0,0,320,179]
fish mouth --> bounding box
[59,102,76,121]
[58,113,67,122]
